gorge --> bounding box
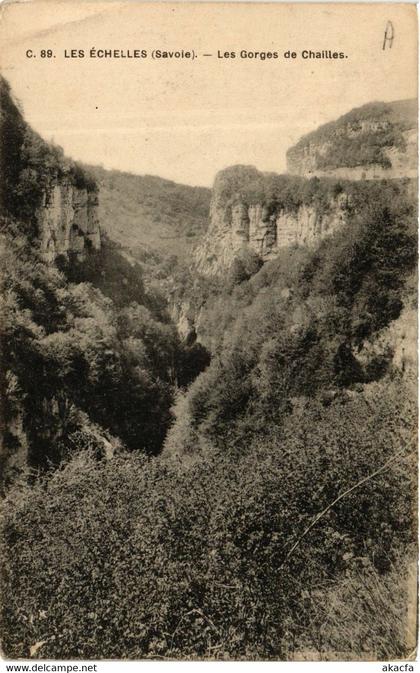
[1,75,417,661]
[1,77,417,477]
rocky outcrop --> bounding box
[195,166,350,276]
[358,305,417,381]
[173,300,198,345]
[38,178,100,263]
[287,99,417,179]
[196,100,416,276]
[287,129,417,180]
[0,75,101,263]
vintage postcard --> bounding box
[0,1,417,662]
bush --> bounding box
[2,379,416,659]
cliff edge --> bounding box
[195,166,353,276]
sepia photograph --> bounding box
[0,1,418,662]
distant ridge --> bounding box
[85,165,211,262]
[287,99,417,180]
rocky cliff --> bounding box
[0,76,100,263]
[287,99,417,179]
[1,76,103,485]
[38,177,100,263]
[195,166,351,275]
[195,99,416,276]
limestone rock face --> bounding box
[359,306,417,375]
[175,301,197,345]
[248,204,277,258]
[275,195,348,248]
[287,130,417,180]
[195,99,416,276]
[194,166,350,276]
[38,178,100,262]
[286,100,417,179]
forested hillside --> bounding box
[0,77,208,482]
[87,166,211,261]
[1,76,417,661]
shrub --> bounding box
[2,378,415,659]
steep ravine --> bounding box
[1,73,416,484]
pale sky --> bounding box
[0,2,417,186]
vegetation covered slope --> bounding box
[2,367,416,659]
[87,166,211,261]
[2,173,417,660]
[0,76,417,661]
[0,77,209,481]
[165,178,417,454]
[0,78,96,240]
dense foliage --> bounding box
[1,221,213,476]
[0,75,417,661]
[0,75,210,476]
[211,165,347,213]
[165,178,416,454]
[1,378,416,659]
[0,78,96,240]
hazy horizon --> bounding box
[0,2,417,187]
[38,93,417,189]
